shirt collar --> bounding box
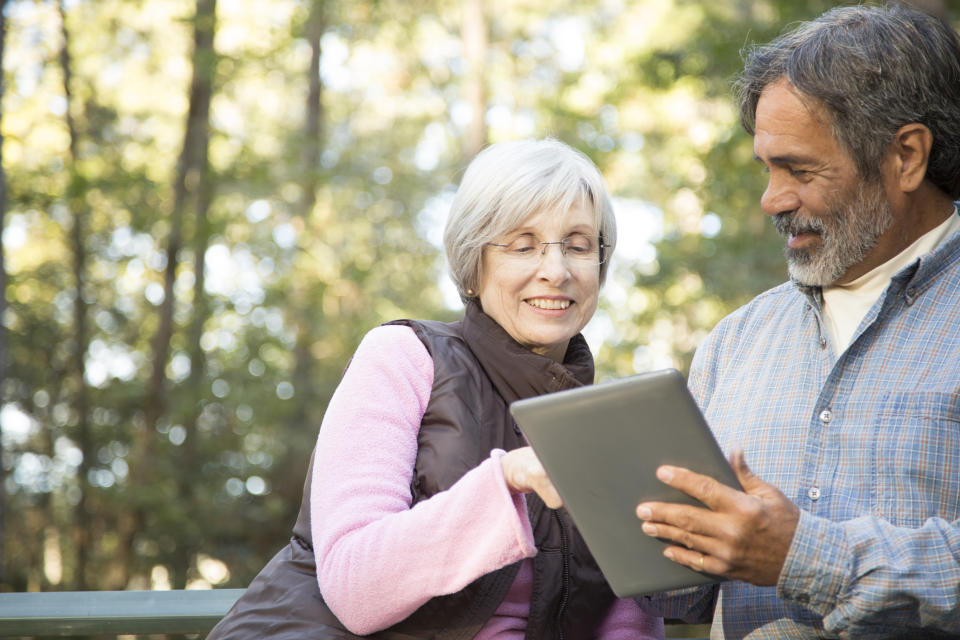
[889,203,960,294]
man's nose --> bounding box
[760,174,800,216]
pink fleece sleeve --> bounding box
[310,325,537,635]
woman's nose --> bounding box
[536,243,572,281]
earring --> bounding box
[466,289,475,296]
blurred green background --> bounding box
[1,0,956,597]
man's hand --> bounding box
[500,446,563,508]
[635,448,799,586]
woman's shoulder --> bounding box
[380,318,471,359]
[350,324,434,380]
[383,317,464,341]
[361,323,424,348]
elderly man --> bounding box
[633,4,960,639]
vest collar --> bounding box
[460,300,594,405]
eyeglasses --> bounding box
[486,233,607,267]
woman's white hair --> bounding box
[443,138,617,301]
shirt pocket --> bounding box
[873,391,960,526]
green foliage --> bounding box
[1,0,957,599]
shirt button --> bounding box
[808,487,822,500]
[819,409,832,423]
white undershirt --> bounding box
[822,206,960,356]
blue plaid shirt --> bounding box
[640,213,960,638]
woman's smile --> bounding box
[525,297,573,311]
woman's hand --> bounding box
[500,446,563,508]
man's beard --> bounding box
[773,181,893,287]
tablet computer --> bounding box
[509,368,741,597]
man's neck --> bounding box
[835,183,954,285]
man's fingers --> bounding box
[639,508,737,575]
[640,518,719,553]
[636,502,695,529]
[663,546,722,574]
[654,464,740,511]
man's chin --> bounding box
[786,255,841,287]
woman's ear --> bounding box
[889,123,933,193]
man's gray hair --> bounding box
[444,138,616,301]
[736,3,960,198]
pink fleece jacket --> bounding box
[310,325,663,639]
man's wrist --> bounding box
[776,509,848,614]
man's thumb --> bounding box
[729,447,760,490]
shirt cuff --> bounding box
[776,509,849,615]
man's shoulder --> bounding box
[717,280,805,330]
[696,282,806,357]
[689,281,807,392]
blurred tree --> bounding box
[461,0,488,160]
[0,0,7,587]
[243,0,330,581]
[1,0,958,602]
[57,0,94,589]
[169,0,219,592]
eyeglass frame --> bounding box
[485,234,608,266]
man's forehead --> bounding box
[752,79,847,158]
[756,78,832,130]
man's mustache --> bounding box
[773,211,826,237]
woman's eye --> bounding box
[509,238,538,253]
[565,235,593,253]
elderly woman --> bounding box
[209,139,664,639]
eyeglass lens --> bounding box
[488,233,604,265]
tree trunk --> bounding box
[173,160,215,591]
[301,0,324,215]
[286,0,326,459]
[124,0,218,589]
[59,0,93,590]
[461,0,487,161]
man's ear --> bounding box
[889,123,933,193]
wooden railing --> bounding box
[0,588,243,636]
[0,589,710,638]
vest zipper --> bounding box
[552,509,569,640]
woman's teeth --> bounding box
[527,298,571,310]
